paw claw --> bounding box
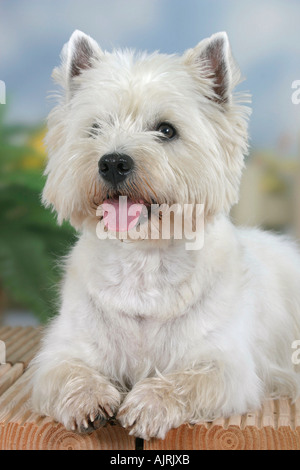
[70,420,76,432]
[79,423,94,434]
[93,413,108,429]
[103,404,114,417]
[82,418,89,428]
[78,412,108,434]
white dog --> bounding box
[30,30,300,440]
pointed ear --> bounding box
[59,30,102,89]
[184,32,239,104]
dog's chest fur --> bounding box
[62,218,242,386]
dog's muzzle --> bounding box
[98,153,134,186]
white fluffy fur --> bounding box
[30,30,300,440]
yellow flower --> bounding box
[22,127,47,170]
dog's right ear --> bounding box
[56,30,102,94]
[183,32,241,105]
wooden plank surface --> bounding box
[0,326,42,367]
[1,326,300,450]
[0,364,23,395]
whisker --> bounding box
[131,178,151,204]
[68,153,79,162]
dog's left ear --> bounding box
[184,32,239,104]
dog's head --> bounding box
[43,30,250,231]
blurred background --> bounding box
[0,0,299,326]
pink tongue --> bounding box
[102,198,144,232]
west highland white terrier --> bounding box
[30,30,300,440]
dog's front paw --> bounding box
[59,379,121,434]
[117,378,185,440]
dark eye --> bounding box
[89,122,101,138]
[156,122,177,140]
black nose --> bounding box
[98,153,134,185]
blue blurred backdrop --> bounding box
[1,0,300,152]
